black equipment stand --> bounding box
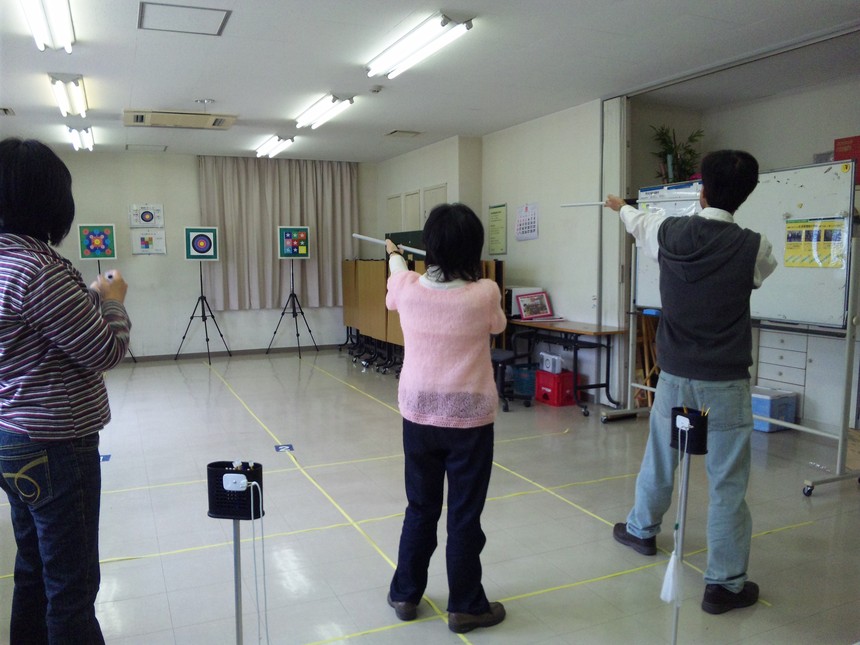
[266,260,318,358]
[175,262,232,365]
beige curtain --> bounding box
[198,156,359,311]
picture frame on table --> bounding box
[517,291,553,320]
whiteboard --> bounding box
[634,161,856,327]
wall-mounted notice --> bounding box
[515,202,539,241]
[488,203,507,255]
[129,203,164,228]
[131,228,167,255]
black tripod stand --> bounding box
[266,260,318,358]
[175,262,232,365]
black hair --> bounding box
[0,138,75,245]
[422,202,484,282]
[700,149,759,214]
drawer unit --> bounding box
[756,329,808,418]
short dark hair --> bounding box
[422,202,484,282]
[0,138,75,245]
[700,149,759,213]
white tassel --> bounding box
[661,539,683,606]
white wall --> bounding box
[56,152,345,359]
[482,100,605,322]
[702,76,860,172]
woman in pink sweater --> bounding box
[384,203,508,634]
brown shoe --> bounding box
[387,593,417,621]
[448,601,506,633]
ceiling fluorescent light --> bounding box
[19,0,76,53]
[295,94,353,129]
[49,74,88,117]
[256,135,294,158]
[68,127,93,151]
[366,12,473,79]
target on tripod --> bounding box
[78,224,117,260]
[185,227,219,260]
[277,226,310,259]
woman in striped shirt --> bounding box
[0,138,131,644]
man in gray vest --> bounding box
[605,149,777,615]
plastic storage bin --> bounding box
[207,461,264,520]
[512,363,538,397]
[751,386,797,432]
[535,370,577,406]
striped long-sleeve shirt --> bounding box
[0,234,131,440]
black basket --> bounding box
[669,408,708,455]
[207,461,264,520]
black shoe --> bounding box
[387,593,417,621]
[701,581,759,614]
[448,601,506,633]
[613,522,657,556]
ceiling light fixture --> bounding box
[49,74,88,117]
[68,127,93,151]
[19,0,76,53]
[295,94,354,130]
[255,135,295,158]
[366,12,473,79]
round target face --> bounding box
[140,210,154,223]
[192,234,213,254]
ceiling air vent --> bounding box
[123,109,236,130]
[386,130,421,138]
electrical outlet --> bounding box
[223,473,247,491]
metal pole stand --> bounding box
[175,262,232,365]
[266,260,318,358]
[206,461,265,645]
[667,407,708,645]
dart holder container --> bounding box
[207,461,265,645]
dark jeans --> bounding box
[0,430,105,645]
[389,419,494,614]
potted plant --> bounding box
[650,125,704,184]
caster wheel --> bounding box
[601,416,608,424]
[802,485,813,497]
[524,400,531,408]
[583,409,590,417]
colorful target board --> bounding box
[78,224,116,260]
[184,227,219,260]
[278,226,310,259]
[129,203,164,228]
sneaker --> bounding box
[448,601,506,633]
[613,522,657,556]
[387,593,417,621]
[701,581,760,614]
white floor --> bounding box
[2,349,859,644]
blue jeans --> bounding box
[389,419,494,614]
[626,371,753,592]
[0,430,105,645]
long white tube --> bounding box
[352,233,426,256]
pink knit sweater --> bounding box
[386,270,507,428]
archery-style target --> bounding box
[78,224,117,260]
[277,226,310,259]
[185,227,219,260]
[140,210,155,223]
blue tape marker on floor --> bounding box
[275,444,294,452]
[100,454,111,462]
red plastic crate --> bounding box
[834,136,860,185]
[534,370,581,406]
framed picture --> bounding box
[517,291,553,320]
